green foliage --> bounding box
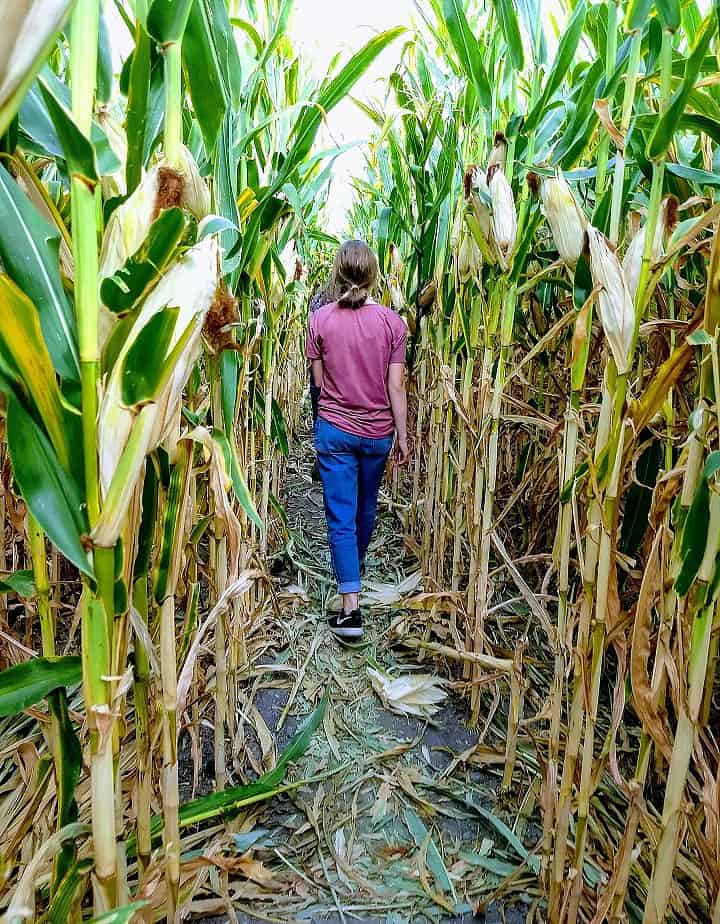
[0,164,79,381]
[0,656,82,716]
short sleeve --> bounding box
[389,315,407,364]
[306,312,322,360]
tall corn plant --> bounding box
[350,0,720,920]
[0,0,402,917]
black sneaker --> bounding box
[329,609,363,640]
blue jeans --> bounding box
[314,417,393,593]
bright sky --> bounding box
[106,0,413,233]
[288,0,415,233]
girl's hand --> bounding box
[394,435,410,465]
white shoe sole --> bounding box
[330,626,364,639]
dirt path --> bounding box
[199,423,536,923]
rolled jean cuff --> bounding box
[338,579,361,593]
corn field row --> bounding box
[0,0,394,919]
[351,1,720,920]
[1,0,720,921]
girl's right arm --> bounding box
[387,363,409,464]
[311,358,324,389]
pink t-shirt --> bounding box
[306,301,407,438]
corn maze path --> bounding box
[194,419,536,924]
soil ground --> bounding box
[191,417,538,923]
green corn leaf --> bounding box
[6,397,91,577]
[231,18,264,56]
[47,688,82,886]
[0,570,35,597]
[89,904,149,924]
[121,308,177,405]
[271,399,289,458]
[676,474,710,595]
[220,350,240,432]
[153,444,192,603]
[0,274,74,472]
[125,20,152,194]
[625,0,654,31]
[277,28,405,189]
[491,0,524,69]
[19,69,122,176]
[666,162,720,188]
[647,15,715,160]
[211,429,263,530]
[441,0,491,109]
[655,0,681,31]
[525,0,587,135]
[214,111,242,281]
[48,858,93,924]
[0,0,73,138]
[377,206,392,273]
[121,307,196,407]
[127,696,327,855]
[0,164,79,382]
[0,656,82,716]
[133,461,159,580]
[258,0,293,70]
[95,4,114,104]
[37,77,98,185]
[704,451,720,480]
[571,255,594,394]
[183,0,242,153]
[404,808,458,901]
[101,208,195,315]
[464,796,541,874]
[560,460,590,503]
[147,0,195,44]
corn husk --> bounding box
[94,238,219,546]
[98,145,211,347]
[97,109,127,199]
[587,225,635,375]
[622,197,674,300]
[0,1,70,113]
[367,667,447,718]
[390,242,402,273]
[488,132,508,172]
[388,274,405,310]
[488,166,517,269]
[471,169,493,243]
[541,170,586,267]
[457,227,482,282]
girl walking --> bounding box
[306,240,409,640]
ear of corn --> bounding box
[96,237,219,535]
[541,171,586,268]
[587,225,636,374]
